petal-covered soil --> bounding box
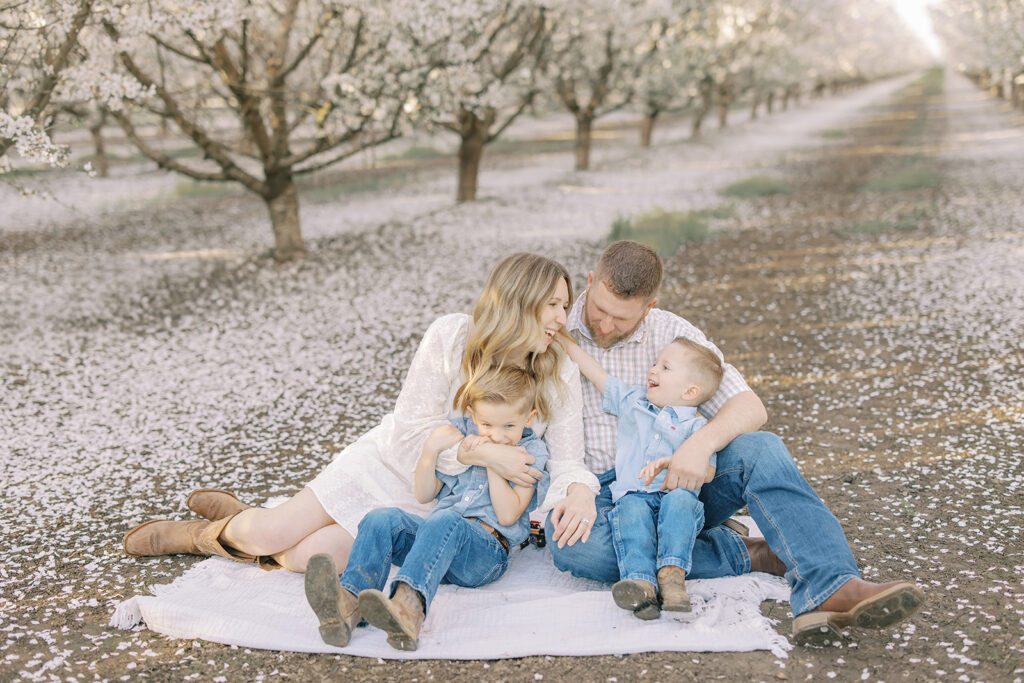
[1,70,1021,681]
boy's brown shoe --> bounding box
[304,554,359,647]
[612,579,660,620]
[657,566,691,612]
[359,582,425,651]
[792,579,926,646]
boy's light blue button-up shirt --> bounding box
[602,376,713,502]
[433,416,550,547]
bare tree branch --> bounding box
[110,109,232,182]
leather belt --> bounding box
[473,518,510,554]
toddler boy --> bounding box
[304,366,549,650]
[563,336,723,619]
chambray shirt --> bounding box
[433,416,550,547]
[603,376,715,502]
[567,295,751,475]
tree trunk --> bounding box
[750,93,760,120]
[264,177,306,261]
[766,91,775,114]
[640,110,658,147]
[575,114,593,171]
[89,109,109,178]
[692,78,713,137]
[456,110,491,202]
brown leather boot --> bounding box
[657,566,690,612]
[304,554,360,647]
[358,582,425,651]
[742,537,787,577]
[123,514,254,562]
[792,578,926,646]
[186,489,250,520]
[611,579,660,620]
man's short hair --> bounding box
[672,337,724,401]
[596,240,663,301]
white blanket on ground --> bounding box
[111,517,792,659]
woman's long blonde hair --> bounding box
[454,253,573,422]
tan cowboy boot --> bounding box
[657,566,691,612]
[184,491,280,570]
[186,489,250,520]
[611,578,660,620]
[123,513,254,562]
[358,581,426,651]
[792,579,926,646]
[305,554,360,647]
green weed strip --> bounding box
[609,205,734,259]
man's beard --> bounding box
[583,303,643,349]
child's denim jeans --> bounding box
[339,507,508,614]
[608,489,703,585]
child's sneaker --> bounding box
[612,579,660,620]
[657,565,691,612]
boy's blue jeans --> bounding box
[339,507,508,614]
[608,489,703,586]
[546,432,861,616]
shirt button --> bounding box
[479,484,484,489]
[463,496,471,501]
[654,434,661,440]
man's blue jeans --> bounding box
[339,507,508,614]
[546,432,861,615]
[609,489,704,585]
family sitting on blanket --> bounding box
[124,241,925,648]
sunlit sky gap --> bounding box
[888,0,943,57]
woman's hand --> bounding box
[549,483,597,548]
[458,439,543,487]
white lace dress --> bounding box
[307,313,599,536]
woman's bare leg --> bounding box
[272,524,355,573]
[220,487,334,556]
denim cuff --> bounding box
[621,571,658,586]
[716,525,751,574]
[656,557,692,573]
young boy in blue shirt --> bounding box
[304,366,549,650]
[563,336,723,620]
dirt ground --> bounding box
[2,70,1022,681]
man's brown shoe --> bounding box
[792,579,926,646]
[304,554,359,647]
[123,514,254,562]
[612,579,660,620]
[657,566,690,612]
[742,537,787,577]
[359,582,425,651]
[186,489,251,520]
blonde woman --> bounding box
[123,253,599,573]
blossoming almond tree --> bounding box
[75,0,448,261]
[932,0,1024,108]
[544,0,671,170]
[0,0,93,170]
[412,0,548,201]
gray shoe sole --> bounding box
[358,589,419,651]
[304,554,350,647]
[612,580,661,620]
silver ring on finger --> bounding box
[581,519,591,525]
